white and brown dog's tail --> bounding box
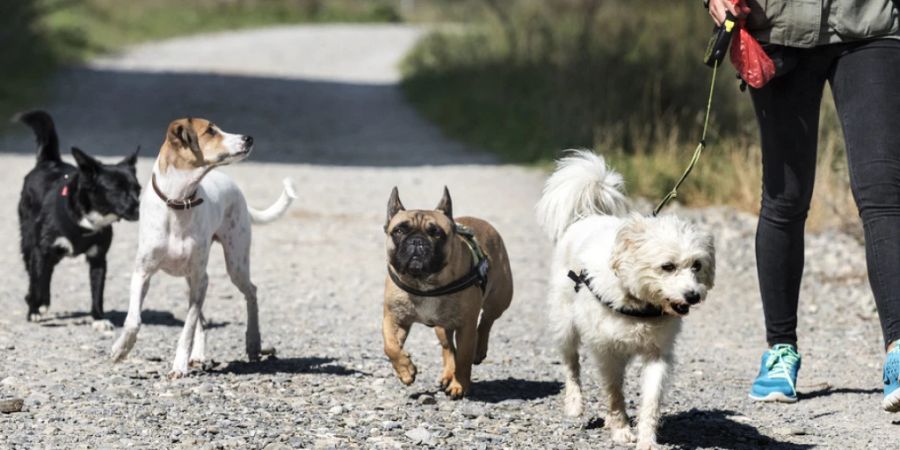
[535,149,630,243]
[248,178,297,224]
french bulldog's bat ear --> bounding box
[435,186,453,220]
[385,186,405,230]
[71,147,99,176]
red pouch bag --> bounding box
[728,0,775,88]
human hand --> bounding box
[707,0,749,25]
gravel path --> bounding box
[1,25,897,449]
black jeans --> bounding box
[751,38,900,350]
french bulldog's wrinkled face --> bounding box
[71,147,142,224]
[384,187,455,278]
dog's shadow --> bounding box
[659,409,814,450]
[40,309,228,328]
[465,377,563,403]
[210,356,368,377]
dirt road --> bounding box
[0,24,895,449]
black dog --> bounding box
[17,111,141,328]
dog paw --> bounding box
[564,400,583,417]
[167,370,187,380]
[438,372,454,389]
[610,427,636,444]
[397,361,417,386]
[636,439,660,450]
[92,319,114,332]
[110,329,138,362]
[27,312,45,322]
[188,358,205,369]
[38,305,49,315]
[444,380,468,400]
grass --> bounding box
[401,0,858,231]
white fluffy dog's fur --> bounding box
[536,150,715,449]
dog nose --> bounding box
[242,135,253,146]
[684,291,701,305]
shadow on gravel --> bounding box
[103,310,229,329]
[798,386,881,400]
[0,67,495,166]
[212,356,368,377]
[38,309,224,328]
[660,409,813,450]
[466,377,562,403]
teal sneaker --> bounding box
[884,345,900,412]
[749,344,801,403]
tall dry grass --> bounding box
[402,0,860,232]
[607,90,857,233]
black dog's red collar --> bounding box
[151,174,204,210]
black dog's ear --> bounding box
[119,145,139,166]
[168,120,202,159]
[71,147,100,176]
[119,146,140,174]
[435,186,453,221]
[385,186,405,231]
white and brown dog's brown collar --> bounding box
[151,173,204,210]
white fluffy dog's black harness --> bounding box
[567,270,665,318]
[389,224,489,297]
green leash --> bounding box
[652,59,720,217]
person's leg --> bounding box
[829,38,900,412]
[829,38,900,352]
[750,48,832,348]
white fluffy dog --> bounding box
[536,150,715,449]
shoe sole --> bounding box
[884,389,900,412]
[749,392,797,403]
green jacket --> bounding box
[744,0,900,47]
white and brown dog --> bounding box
[110,118,295,378]
[536,150,715,449]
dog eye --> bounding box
[205,127,217,136]
[661,263,677,273]
[426,225,444,238]
[691,261,702,272]
[392,224,409,236]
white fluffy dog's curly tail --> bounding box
[535,150,629,242]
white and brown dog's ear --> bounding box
[167,119,202,160]
[385,186,405,232]
[435,186,453,221]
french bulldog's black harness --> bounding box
[567,269,665,318]
[388,224,489,297]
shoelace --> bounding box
[766,345,799,392]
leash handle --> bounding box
[704,12,737,68]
